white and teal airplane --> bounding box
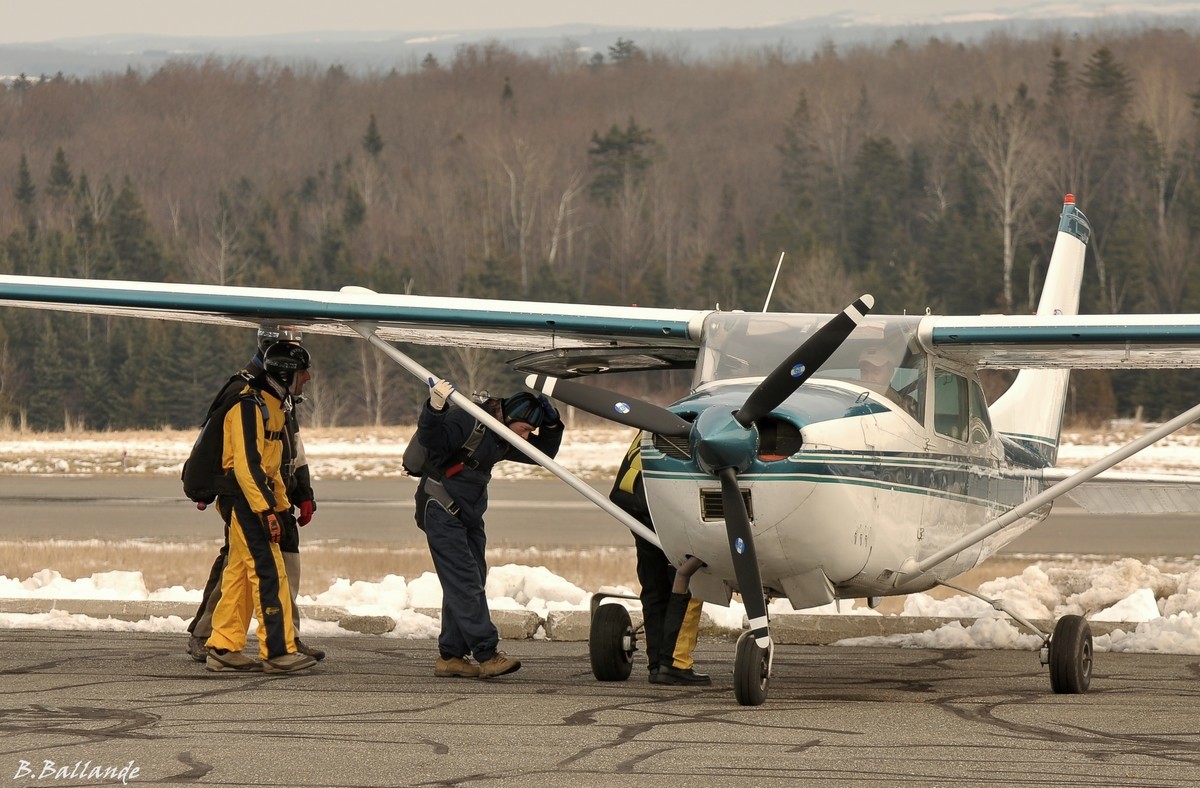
[3,195,1200,705]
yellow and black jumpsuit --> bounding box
[609,433,703,673]
[205,384,298,660]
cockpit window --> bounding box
[694,312,926,419]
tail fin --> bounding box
[989,195,1090,466]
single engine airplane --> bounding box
[3,195,1200,705]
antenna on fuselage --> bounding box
[761,251,785,312]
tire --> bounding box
[1048,615,1093,694]
[733,630,771,706]
[589,604,634,681]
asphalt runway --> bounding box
[2,632,1199,786]
[3,478,1200,784]
[2,475,1199,556]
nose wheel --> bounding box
[733,629,773,706]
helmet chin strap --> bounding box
[263,373,290,404]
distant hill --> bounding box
[4,5,1200,80]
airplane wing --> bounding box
[1040,468,1200,514]
[923,314,1200,369]
[0,274,711,377]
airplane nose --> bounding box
[693,407,758,475]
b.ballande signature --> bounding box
[13,759,140,785]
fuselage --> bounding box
[641,312,1058,610]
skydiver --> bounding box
[186,330,324,665]
[416,380,564,679]
[610,433,711,685]
[199,340,317,673]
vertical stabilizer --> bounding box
[990,196,1090,465]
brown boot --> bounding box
[435,656,481,678]
[263,652,317,674]
[295,639,326,661]
[477,651,521,679]
[205,648,262,673]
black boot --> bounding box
[655,665,712,685]
[649,592,710,686]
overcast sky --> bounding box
[0,1,1139,44]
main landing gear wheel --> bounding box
[589,603,635,681]
[733,629,773,706]
[1048,615,1092,694]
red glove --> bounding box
[298,499,316,527]
[263,513,282,544]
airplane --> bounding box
[3,194,1200,706]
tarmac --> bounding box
[3,631,1200,786]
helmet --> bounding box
[257,326,303,353]
[502,392,544,428]
[263,341,311,386]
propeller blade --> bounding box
[719,467,770,647]
[736,294,874,427]
[525,374,692,437]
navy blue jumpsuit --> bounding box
[416,402,563,662]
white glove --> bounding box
[428,378,455,411]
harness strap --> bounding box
[423,478,460,516]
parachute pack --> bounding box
[402,407,487,479]
[181,373,268,506]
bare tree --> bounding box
[969,85,1047,312]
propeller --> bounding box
[736,295,874,426]
[528,296,875,648]
[524,374,692,437]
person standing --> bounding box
[609,433,710,685]
[416,381,563,679]
[202,341,317,674]
[187,330,323,663]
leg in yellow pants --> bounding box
[206,501,296,660]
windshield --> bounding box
[693,312,926,402]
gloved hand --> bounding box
[538,394,560,426]
[263,512,282,544]
[297,499,316,527]
[428,377,455,411]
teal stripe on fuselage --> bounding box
[642,450,1042,509]
[0,282,696,340]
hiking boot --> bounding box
[435,656,481,678]
[295,639,326,661]
[652,665,711,686]
[263,652,317,674]
[205,648,263,673]
[187,635,209,663]
[477,652,521,679]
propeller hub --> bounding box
[693,407,757,475]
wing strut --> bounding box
[348,323,663,549]
[901,398,1200,577]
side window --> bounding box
[933,370,969,441]
[968,381,992,445]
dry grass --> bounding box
[0,539,640,595]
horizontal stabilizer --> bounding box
[1043,469,1200,514]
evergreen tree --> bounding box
[362,113,384,159]
[14,152,36,233]
[46,148,74,203]
[105,177,166,280]
[28,326,65,430]
[587,118,657,206]
[608,38,642,64]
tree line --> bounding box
[1,28,1199,431]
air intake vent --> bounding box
[700,489,753,521]
[653,433,691,459]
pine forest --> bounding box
[2,28,1200,430]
